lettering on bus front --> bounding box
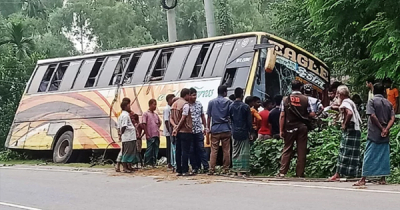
[268,40,329,82]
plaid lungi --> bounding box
[232,138,250,173]
[336,127,361,177]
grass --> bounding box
[0,159,114,168]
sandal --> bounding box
[115,168,121,172]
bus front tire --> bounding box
[53,131,75,163]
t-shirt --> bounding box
[229,100,252,141]
[268,107,280,135]
[118,111,136,142]
[368,90,374,101]
[386,88,399,110]
[339,98,362,131]
[251,108,262,131]
[366,94,395,143]
[258,110,271,135]
[142,110,161,138]
[163,105,171,136]
[190,101,204,134]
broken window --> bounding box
[38,64,57,92]
[85,57,104,88]
[150,49,173,81]
[221,68,237,88]
[110,55,130,85]
[48,63,69,91]
[191,44,210,78]
[123,53,142,84]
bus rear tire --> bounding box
[53,131,75,163]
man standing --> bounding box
[143,99,161,168]
[163,94,175,170]
[384,78,399,113]
[258,99,274,140]
[269,95,282,139]
[366,77,375,101]
[188,88,209,174]
[279,80,315,177]
[170,88,193,176]
[229,88,252,177]
[207,85,232,175]
[354,83,395,186]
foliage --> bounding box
[250,138,283,175]
[0,150,30,162]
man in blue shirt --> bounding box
[229,87,252,177]
[207,85,232,175]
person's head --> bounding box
[234,87,244,100]
[383,78,393,89]
[180,88,190,101]
[132,113,139,123]
[245,96,254,107]
[373,83,385,95]
[351,94,362,106]
[366,77,375,90]
[336,85,350,101]
[229,94,236,101]
[303,84,313,96]
[189,88,197,103]
[253,96,261,109]
[120,100,131,112]
[291,80,303,91]
[263,99,274,111]
[166,94,175,106]
[122,97,131,103]
[217,85,228,97]
[273,95,283,107]
[148,99,157,111]
[328,81,342,100]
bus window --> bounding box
[109,55,130,86]
[48,63,69,91]
[211,40,235,76]
[85,57,105,88]
[130,51,156,84]
[192,44,210,77]
[221,68,236,87]
[181,44,211,79]
[203,43,223,77]
[122,53,142,84]
[38,64,57,92]
[163,46,190,81]
[58,61,82,91]
[150,49,174,81]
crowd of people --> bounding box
[114,78,398,185]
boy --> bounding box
[163,94,176,169]
[143,99,161,167]
[118,99,137,173]
[132,113,145,168]
[116,97,131,172]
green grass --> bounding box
[0,160,113,168]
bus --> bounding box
[5,32,330,163]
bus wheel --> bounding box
[53,131,75,163]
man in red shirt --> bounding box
[258,99,274,140]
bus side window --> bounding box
[85,58,105,88]
[149,49,174,81]
[221,68,237,88]
[38,64,57,92]
[48,63,69,91]
[122,53,141,84]
[109,55,130,86]
[181,44,211,80]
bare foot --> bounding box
[328,174,340,181]
[353,180,366,186]
[378,180,386,185]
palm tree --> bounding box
[0,22,34,59]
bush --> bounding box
[0,150,30,162]
[250,122,400,182]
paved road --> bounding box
[1,167,400,210]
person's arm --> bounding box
[206,101,212,131]
[173,104,189,136]
[247,106,253,139]
[279,112,285,138]
[164,109,172,134]
[253,109,262,121]
[307,97,316,118]
[342,108,353,130]
[157,115,162,128]
[142,113,149,139]
[395,89,399,113]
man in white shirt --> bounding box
[118,100,137,173]
[163,94,175,170]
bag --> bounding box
[286,95,315,131]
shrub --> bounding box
[0,150,30,162]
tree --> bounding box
[0,22,34,59]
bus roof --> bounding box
[37,32,328,68]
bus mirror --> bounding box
[265,48,276,73]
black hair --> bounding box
[383,78,393,84]
[229,94,236,101]
[189,87,197,94]
[351,94,362,106]
[252,96,261,102]
[245,96,253,105]
[273,95,283,106]
[330,81,342,90]
[166,94,175,102]
[373,83,385,95]
[366,76,375,84]
[217,85,228,95]
[291,80,303,91]
[120,100,130,110]
[180,88,190,97]
[262,99,274,108]
[122,97,131,103]
[148,99,157,106]
[234,88,243,99]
